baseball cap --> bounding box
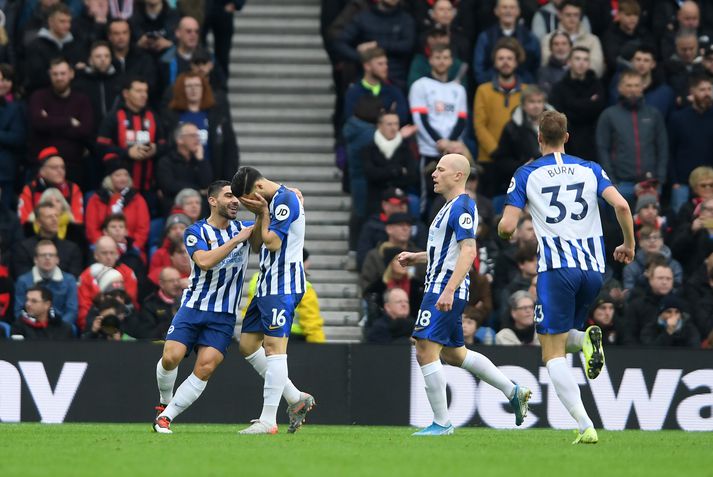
[382,187,408,204]
[386,212,413,225]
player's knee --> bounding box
[239,340,258,357]
[194,361,219,380]
[162,349,182,370]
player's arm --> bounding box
[258,209,283,252]
[192,227,253,271]
[248,213,264,253]
[497,205,522,240]
[436,238,477,312]
[602,186,635,264]
[239,193,283,252]
[396,251,428,266]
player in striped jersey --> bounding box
[498,111,635,444]
[152,181,254,434]
[231,166,314,435]
[398,154,532,436]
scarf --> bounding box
[111,187,132,214]
[109,0,133,20]
[21,310,49,329]
[373,130,402,160]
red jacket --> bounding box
[85,188,150,249]
[18,178,84,224]
[77,263,138,330]
[148,243,171,286]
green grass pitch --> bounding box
[1,424,711,477]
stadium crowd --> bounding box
[321,0,713,348]
[1,0,713,350]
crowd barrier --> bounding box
[0,342,711,430]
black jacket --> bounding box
[11,315,74,340]
[362,139,419,215]
[671,226,713,277]
[126,291,178,339]
[365,312,414,344]
[155,149,214,212]
[549,71,606,159]
[24,31,86,94]
[10,235,83,279]
[622,288,675,345]
[640,317,701,348]
[112,48,159,96]
[72,67,122,133]
[491,105,540,193]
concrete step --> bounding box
[241,152,335,167]
[321,311,360,326]
[316,298,361,311]
[231,78,332,94]
[233,34,323,49]
[239,136,333,154]
[256,165,340,182]
[235,122,333,138]
[240,4,320,17]
[234,108,332,123]
[229,63,331,78]
[235,18,319,35]
[232,49,330,64]
[307,225,349,241]
[229,93,333,107]
[304,240,349,254]
[323,326,363,342]
[309,282,359,298]
[306,212,349,225]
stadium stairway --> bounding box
[227,0,362,342]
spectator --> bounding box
[624,225,683,290]
[23,4,85,94]
[130,0,179,57]
[596,70,668,205]
[186,47,228,94]
[162,71,238,183]
[147,213,191,285]
[155,122,213,214]
[74,0,110,49]
[0,194,22,257]
[491,85,548,195]
[541,0,605,78]
[687,266,713,340]
[537,30,572,95]
[360,212,424,290]
[498,241,538,327]
[609,45,676,120]
[101,213,146,281]
[167,240,191,281]
[357,189,427,270]
[158,16,202,90]
[77,235,138,327]
[640,294,701,347]
[107,0,135,19]
[549,46,606,159]
[107,19,158,95]
[531,0,592,40]
[0,258,11,323]
[407,28,467,90]
[702,42,713,77]
[11,285,74,339]
[202,0,244,76]
[622,262,676,345]
[496,290,539,346]
[462,313,496,348]
[27,58,94,189]
[10,202,83,279]
[601,0,653,74]
[676,166,713,227]
[85,153,150,249]
[474,37,528,195]
[171,188,202,221]
[659,1,713,65]
[365,287,414,344]
[27,187,84,245]
[410,43,468,207]
[473,0,540,85]
[72,41,121,135]
[333,0,416,91]
[672,197,713,276]
[667,76,713,213]
[363,246,425,316]
[343,47,409,127]
[362,111,419,216]
[81,293,131,340]
[97,76,166,197]
[492,214,537,296]
[13,240,77,324]
[415,0,470,61]
[633,194,672,242]
[585,291,624,346]
[131,266,181,339]
[0,64,25,209]
[664,29,703,101]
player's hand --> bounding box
[613,244,634,264]
[397,251,415,267]
[436,288,454,312]
[235,225,254,243]
[239,193,269,215]
[288,187,304,205]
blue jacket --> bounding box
[473,24,540,86]
[667,105,713,184]
[14,268,78,325]
[0,99,26,181]
[343,79,409,126]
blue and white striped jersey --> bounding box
[506,152,612,273]
[424,193,477,300]
[255,185,306,297]
[181,219,254,314]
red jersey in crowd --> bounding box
[85,188,150,249]
[17,178,84,224]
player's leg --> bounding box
[537,270,596,442]
[577,272,606,380]
[156,340,186,409]
[239,330,302,404]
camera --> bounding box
[100,314,120,336]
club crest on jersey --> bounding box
[507,177,516,194]
[186,235,198,247]
[275,204,290,221]
[167,325,175,334]
[458,213,474,229]
[602,170,610,181]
